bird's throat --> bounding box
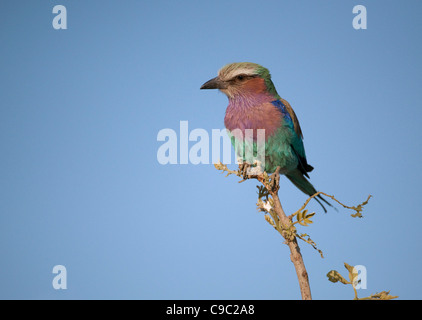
[226,91,274,111]
[224,95,282,139]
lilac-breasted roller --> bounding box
[200,62,331,212]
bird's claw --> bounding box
[239,163,251,180]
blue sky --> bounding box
[1,0,421,300]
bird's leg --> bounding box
[239,162,251,180]
[269,166,281,193]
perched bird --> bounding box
[200,62,331,212]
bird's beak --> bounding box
[200,76,227,90]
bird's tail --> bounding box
[285,169,332,213]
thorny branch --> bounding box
[215,162,312,299]
[214,161,376,300]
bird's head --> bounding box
[200,62,280,100]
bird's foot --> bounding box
[239,162,251,180]
[269,166,281,192]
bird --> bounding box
[200,62,331,212]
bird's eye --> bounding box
[236,75,244,81]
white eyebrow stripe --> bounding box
[228,68,256,78]
[219,68,256,81]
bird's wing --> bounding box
[272,99,314,177]
[279,98,303,139]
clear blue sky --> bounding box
[1,0,421,300]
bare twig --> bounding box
[215,162,312,300]
[327,263,398,300]
[271,189,312,300]
[214,162,372,300]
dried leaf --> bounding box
[326,270,349,285]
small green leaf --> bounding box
[264,214,276,228]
